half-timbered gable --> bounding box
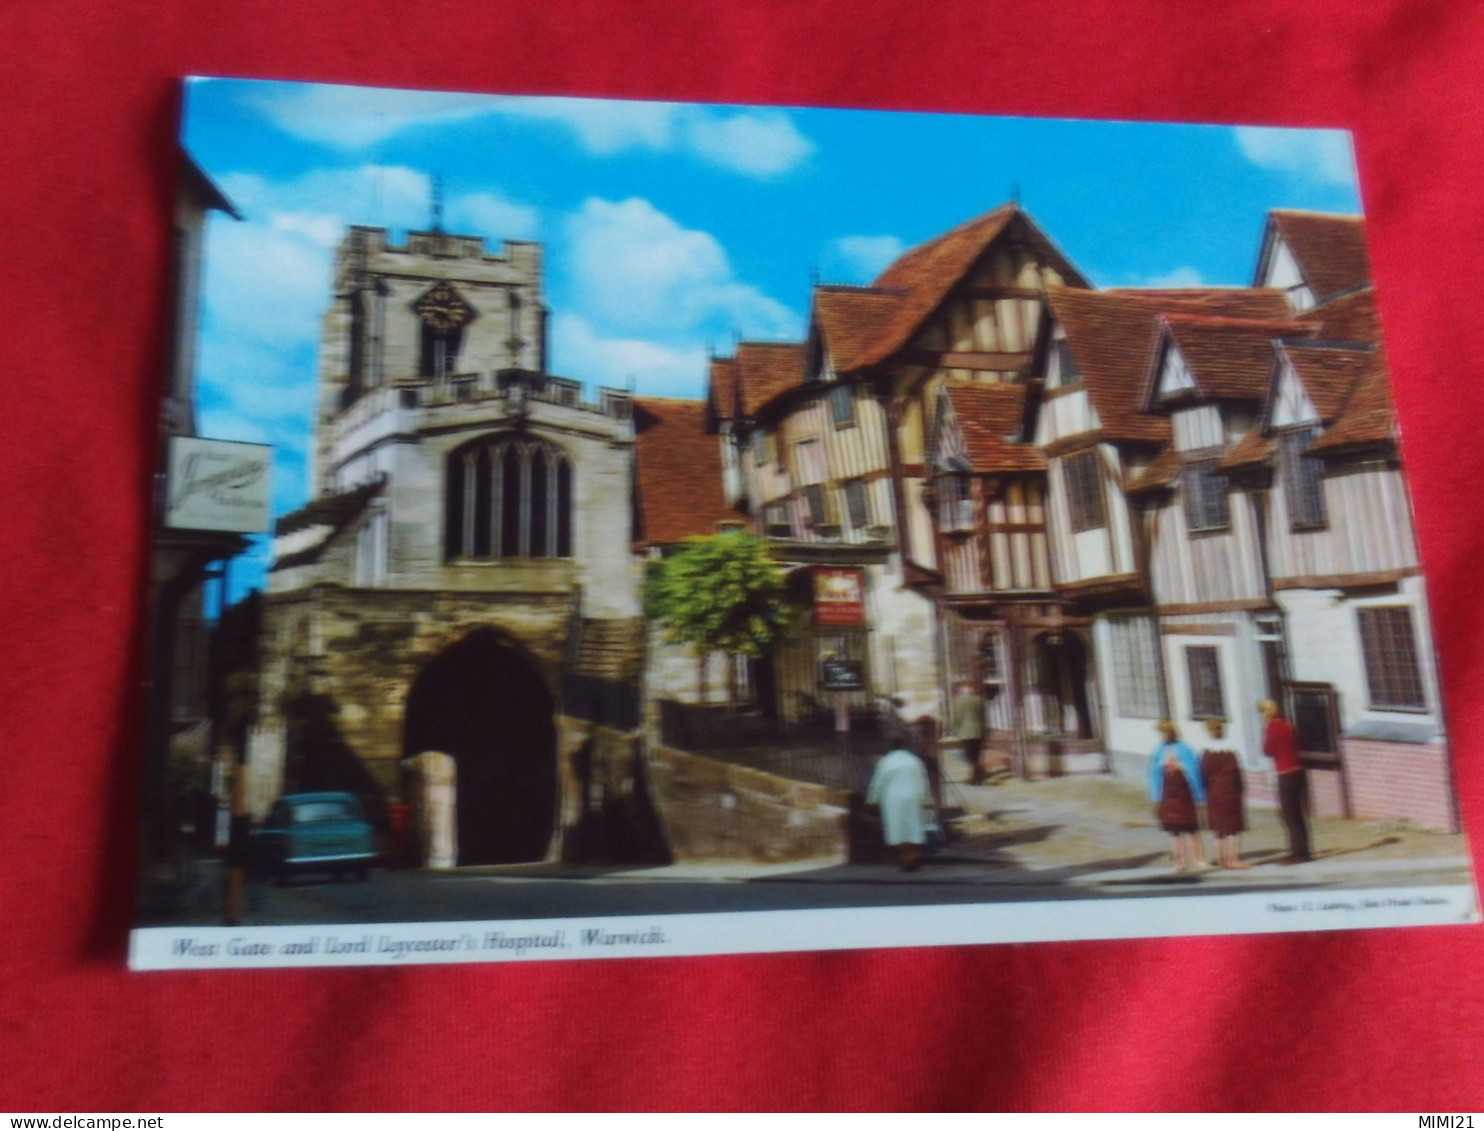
[728,341,804,536]
[930,382,1050,596]
[1139,314,1309,612]
[1255,210,1370,312]
[831,206,1089,576]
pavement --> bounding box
[448,767,1476,892]
[136,766,1476,928]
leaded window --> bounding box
[764,502,792,539]
[1109,614,1162,719]
[445,436,572,560]
[830,383,855,427]
[844,479,870,529]
[1064,449,1107,532]
[1185,645,1225,719]
[804,484,830,529]
[1052,338,1079,387]
[1358,606,1427,710]
[940,474,974,531]
[1279,427,1327,529]
[1182,459,1230,532]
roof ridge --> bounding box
[813,283,906,295]
[1272,208,1364,221]
[880,202,1018,273]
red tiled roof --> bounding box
[1159,314,1310,402]
[1310,354,1397,453]
[1299,287,1380,344]
[1125,448,1180,495]
[275,476,384,537]
[632,398,735,547]
[1281,343,1373,422]
[812,286,905,373]
[1269,210,1370,301]
[944,381,1045,473]
[733,341,805,417]
[1045,288,1291,443]
[707,356,738,424]
[1218,429,1274,472]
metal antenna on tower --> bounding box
[431,174,445,233]
[1011,181,1023,208]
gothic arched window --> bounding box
[445,436,573,560]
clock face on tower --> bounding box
[413,283,476,332]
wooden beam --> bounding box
[1272,567,1417,592]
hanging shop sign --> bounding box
[165,436,273,533]
[813,567,864,626]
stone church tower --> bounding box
[246,226,645,866]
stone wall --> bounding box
[645,744,852,864]
[555,720,670,864]
[246,585,570,821]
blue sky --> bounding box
[181,77,1361,597]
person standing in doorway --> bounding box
[951,679,987,785]
[1259,698,1312,864]
[1199,717,1249,869]
[1148,719,1207,873]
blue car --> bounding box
[250,792,378,884]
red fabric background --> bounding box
[3,0,1483,1112]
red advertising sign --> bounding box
[813,567,865,626]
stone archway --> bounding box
[402,628,557,865]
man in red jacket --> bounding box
[1259,698,1312,863]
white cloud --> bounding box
[219,165,434,234]
[682,108,813,176]
[240,84,503,150]
[549,313,708,398]
[240,84,812,176]
[1125,265,1208,289]
[445,191,539,240]
[1234,126,1357,188]
[491,97,678,155]
[822,234,904,282]
[565,196,798,340]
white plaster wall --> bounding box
[1160,620,1267,770]
[1276,576,1443,740]
[865,556,942,722]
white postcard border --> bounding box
[130,884,1479,970]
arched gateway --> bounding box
[402,629,557,865]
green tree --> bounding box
[643,530,796,709]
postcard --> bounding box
[130,77,1477,970]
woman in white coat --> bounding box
[867,734,934,872]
